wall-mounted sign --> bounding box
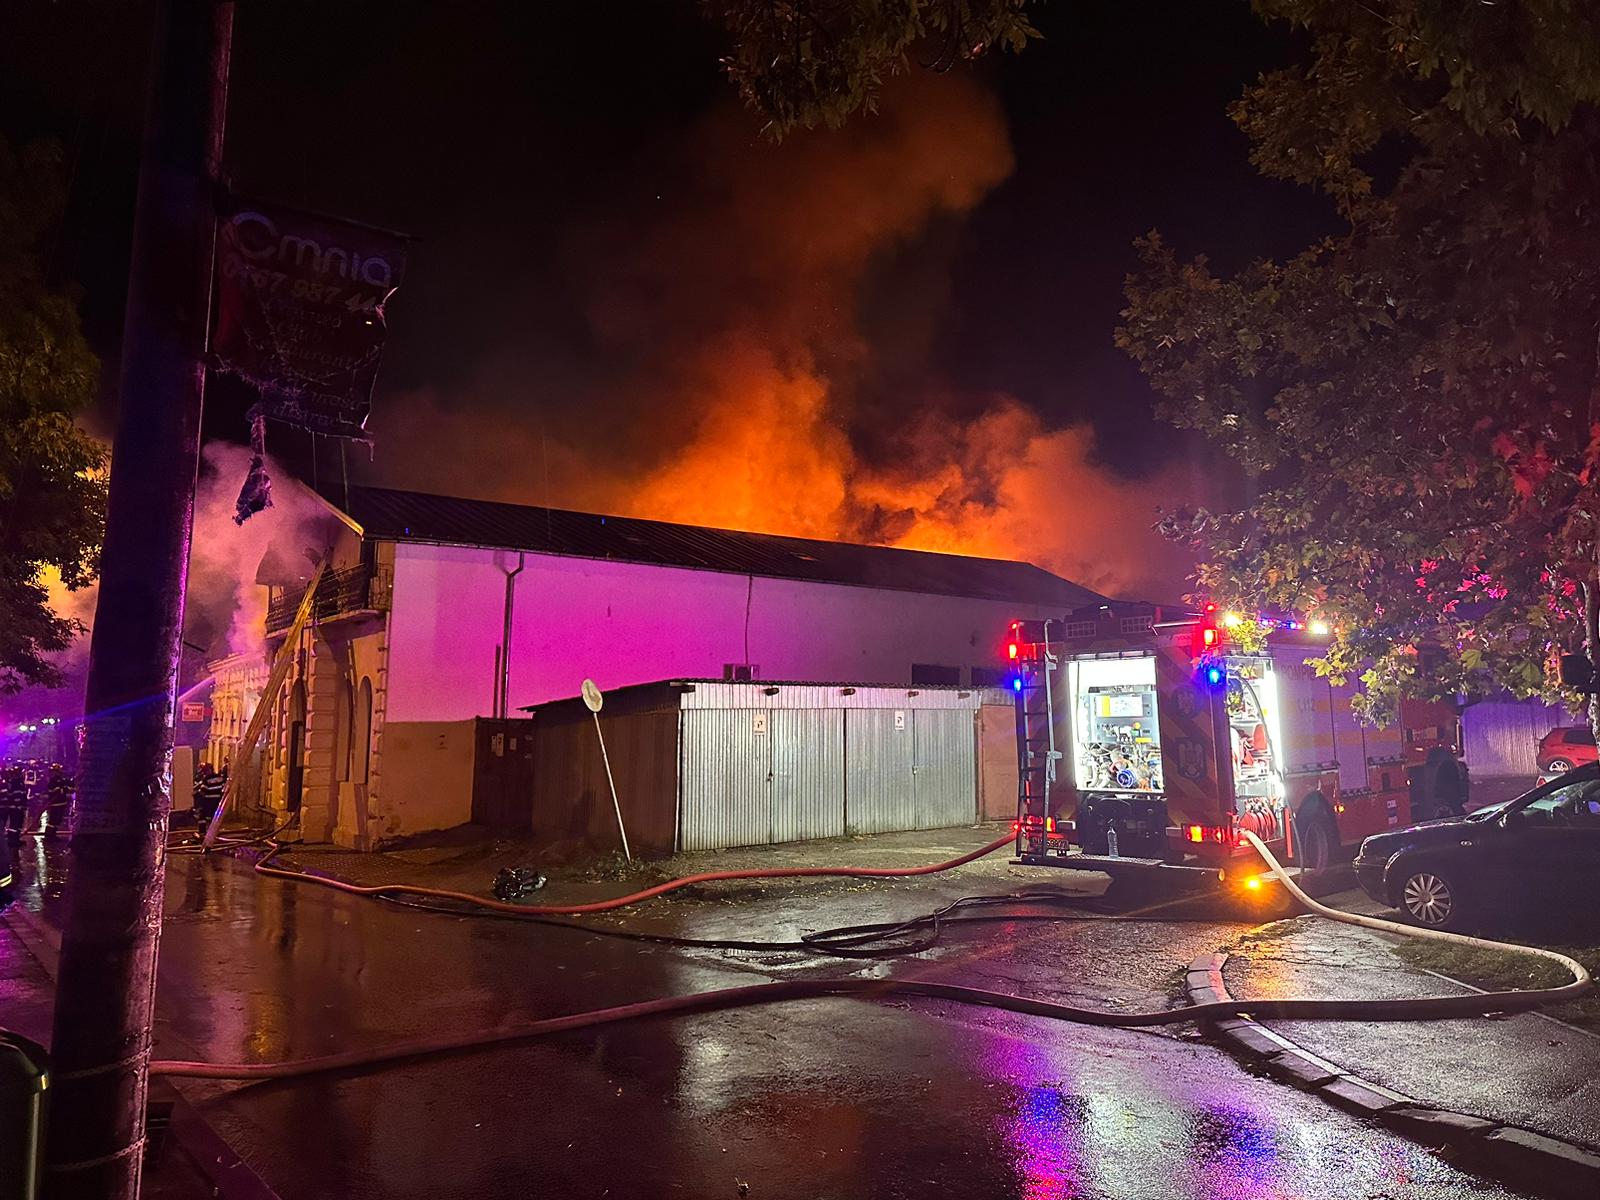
[180,702,206,723]
[894,710,906,731]
[213,199,409,439]
[752,713,769,735]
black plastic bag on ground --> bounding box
[492,866,547,902]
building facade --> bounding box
[229,484,1110,849]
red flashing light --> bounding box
[1008,642,1019,660]
[1202,628,1218,647]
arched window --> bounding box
[353,678,373,785]
[334,673,354,781]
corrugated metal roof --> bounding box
[334,484,1107,607]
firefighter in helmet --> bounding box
[43,764,73,838]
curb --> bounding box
[1187,953,1600,1200]
[2,895,61,970]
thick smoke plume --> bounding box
[374,75,1194,598]
[3,443,333,726]
[186,442,333,666]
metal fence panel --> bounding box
[1464,699,1578,775]
[771,708,845,843]
[913,708,977,829]
[679,709,771,850]
[844,708,915,834]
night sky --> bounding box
[2,1,1335,598]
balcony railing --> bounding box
[264,564,390,634]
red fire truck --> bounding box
[1008,606,1463,879]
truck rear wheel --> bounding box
[1293,809,1337,870]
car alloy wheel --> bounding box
[1401,871,1454,927]
[1546,758,1574,773]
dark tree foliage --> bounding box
[705,0,1039,135]
[1117,1,1600,720]
[0,137,106,694]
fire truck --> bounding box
[1008,605,1463,879]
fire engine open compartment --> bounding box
[1067,655,1163,794]
[1065,652,1173,860]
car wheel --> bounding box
[1294,811,1336,870]
[1397,866,1465,930]
[1546,758,1574,773]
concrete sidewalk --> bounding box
[0,902,55,1046]
[1221,912,1600,1149]
[1191,898,1600,1197]
[1,897,272,1198]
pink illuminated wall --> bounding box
[383,542,1080,723]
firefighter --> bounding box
[1,762,26,840]
[195,763,227,828]
[43,764,73,837]
[192,762,213,824]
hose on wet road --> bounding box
[148,831,1592,1083]
[377,886,1179,955]
[245,830,1017,914]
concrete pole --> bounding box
[44,4,232,1197]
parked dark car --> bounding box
[1536,725,1597,773]
[1354,765,1600,930]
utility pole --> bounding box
[45,3,231,1198]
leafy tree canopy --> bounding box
[0,136,106,694]
[705,0,1039,135]
[1117,0,1600,720]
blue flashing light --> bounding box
[1205,665,1224,687]
[1012,676,1024,693]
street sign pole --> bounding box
[582,679,631,863]
[45,4,232,1197]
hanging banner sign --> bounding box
[212,199,409,439]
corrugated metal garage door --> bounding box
[680,708,770,850]
[677,685,988,850]
[913,708,976,828]
[771,709,845,842]
[845,708,915,834]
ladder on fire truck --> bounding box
[1014,621,1062,852]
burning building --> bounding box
[217,480,1111,850]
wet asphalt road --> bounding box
[11,841,1539,1200]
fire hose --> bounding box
[148,830,1591,1082]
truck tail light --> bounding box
[1186,824,1235,845]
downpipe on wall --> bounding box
[494,552,525,718]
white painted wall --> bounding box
[384,542,1072,723]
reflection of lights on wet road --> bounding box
[1006,1084,1083,1200]
[982,1025,1315,1200]
[1185,1103,1280,1198]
